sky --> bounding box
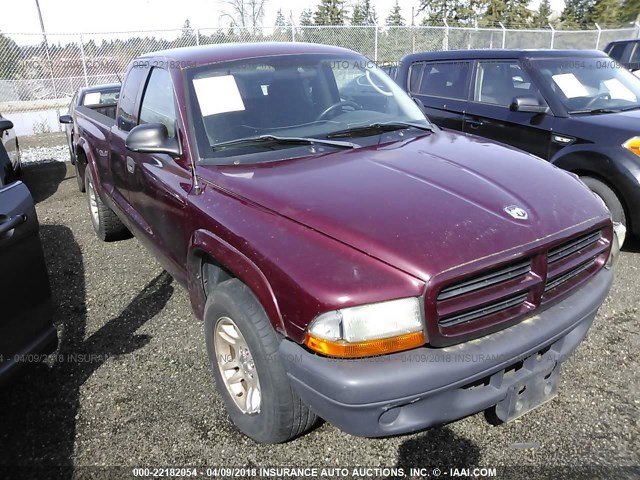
[0,0,568,40]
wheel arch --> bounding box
[551,149,632,232]
[187,229,286,336]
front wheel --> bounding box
[580,176,627,239]
[204,279,318,443]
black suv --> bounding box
[604,39,640,75]
[395,49,640,241]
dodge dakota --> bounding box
[73,42,620,443]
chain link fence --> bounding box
[1,23,639,114]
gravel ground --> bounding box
[0,148,638,480]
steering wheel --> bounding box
[584,92,611,109]
[317,100,361,121]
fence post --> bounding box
[595,23,602,49]
[195,28,200,46]
[443,18,449,51]
[79,34,89,87]
[374,25,378,61]
[549,23,555,49]
[35,0,57,98]
[290,12,296,42]
[498,22,506,49]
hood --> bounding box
[567,109,640,143]
[199,131,609,281]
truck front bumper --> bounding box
[279,267,613,437]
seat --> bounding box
[266,74,313,128]
[479,66,515,106]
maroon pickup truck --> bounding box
[73,42,620,443]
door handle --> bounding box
[0,214,26,236]
[466,119,483,129]
[126,156,135,174]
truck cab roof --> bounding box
[401,49,609,64]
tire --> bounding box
[75,160,85,192]
[84,167,129,241]
[580,176,627,234]
[204,279,318,443]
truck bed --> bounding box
[76,104,117,126]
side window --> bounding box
[411,61,470,100]
[408,63,425,92]
[139,68,177,138]
[473,61,542,107]
[607,43,627,62]
[117,66,148,131]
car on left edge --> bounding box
[0,132,57,387]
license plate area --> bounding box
[495,361,560,423]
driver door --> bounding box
[0,181,55,371]
[463,60,555,160]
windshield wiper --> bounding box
[212,135,357,151]
[326,121,436,139]
[569,108,620,115]
[618,105,640,112]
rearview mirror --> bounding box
[0,119,14,132]
[58,114,73,124]
[510,96,549,114]
[125,123,181,158]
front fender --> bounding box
[551,144,640,235]
[187,229,286,335]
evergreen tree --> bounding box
[503,0,532,27]
[621,0,640,22]
[560,0,596,28]
[481,0,506,27]
[419,0,481,27]
[313,0,347,25]
[300,8,314,26]
[591,0,622,26]
[386,1,405,26]
[532,0,553,27]
[181,19,195,42]
[0,34,23,80]
[275,8,286,27]
[352,0,378,25]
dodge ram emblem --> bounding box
[504,205,528,220]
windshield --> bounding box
[533,57,640,113]
[186,54,430,162]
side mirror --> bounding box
[510,96,549,114]
[59,114,73,124]
[0,119,14,132]
[125,123,181,158]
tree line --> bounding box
[291,0,639,28]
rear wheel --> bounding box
[84,167,129,241]
[204,279,318,443]
[580,176,627,236]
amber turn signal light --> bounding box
[623,137,640,156]
[305,331,425,358]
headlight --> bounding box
[304,297,425,358]
[623,137,640,157]
[605,222,626,269]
